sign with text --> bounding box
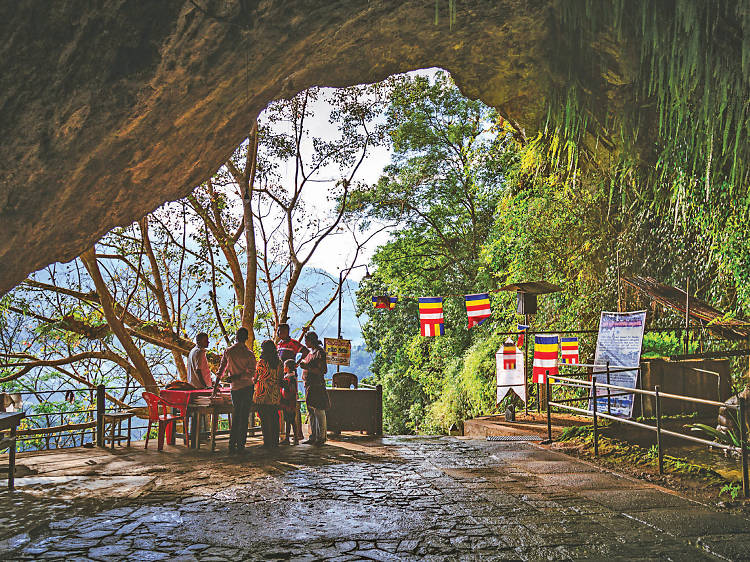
[589,310,647,418]
[324,338,352,366]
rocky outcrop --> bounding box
[0,0,632,294]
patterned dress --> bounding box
[253,359,282,406]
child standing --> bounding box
[281,359,300,445]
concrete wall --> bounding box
[635,358,731,418]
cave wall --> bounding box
[0,0,623,294]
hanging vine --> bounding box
[538,0,750,209]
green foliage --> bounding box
[358,67,750,436]
[686,416,743,449]
[548,0,750,203]
[720,482,742,500]
[641,332,682,358]
[353,72,516,434]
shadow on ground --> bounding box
[2,434,749,560]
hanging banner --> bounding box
[516,324,529,348]
[372,295,398,309]
[560,337,580,364]
[418,297,445,337]
[589,310,647,418]
[324,338,352,366]
[465,293,491,328]
[496,339,526,404]
[532,334,559,384]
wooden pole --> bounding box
[545,376,552,442]
[592,377,599,457]
[684,279,690,356]
[739,395,749,498]
[96,384,105,447]
[524,314,529,416]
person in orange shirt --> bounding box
[216,328,256,453]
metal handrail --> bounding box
[544,370,750,498]
[551,375,738,409]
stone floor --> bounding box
[2,435,750,560]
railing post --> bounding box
[655,385,664,475]
[606,361,612,416]
[375,384,383,436]
[545,376,552,442]
[96,384,105,447]
[739,395,749,498]
[592,377,599,457]
[537,381,541,414]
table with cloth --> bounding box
[160,387,251,450]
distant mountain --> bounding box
[275,268,373,381]
[280,267,366,345]
[215,267,373,379]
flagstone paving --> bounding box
[2,435,749,560]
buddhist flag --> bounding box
[465,293,491,328]
[517,324,529,348]
[533,334,559,383]
[502,340,517,370]
[560,337,579,364]
[418,297,444,337]
[373,295,398,309]
[497,339,526,404]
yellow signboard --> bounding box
[324,337,351,366]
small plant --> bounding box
[686,409,744,449]
[720,482,741,500]
[646,444,658,459]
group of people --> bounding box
[185,323,329,453]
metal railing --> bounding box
[2,381,347,453]
[542,365,750,498]
[1,384,151,452]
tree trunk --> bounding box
[81,248,159,393]
[240,121,259,346]
[140,216,188,381]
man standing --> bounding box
[275,323,308,441]
[187,332,212,389]
[215,328,256,453]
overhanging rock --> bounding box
[1,0,635,293]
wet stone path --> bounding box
[2,436,750,560]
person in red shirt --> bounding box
[275,323,307,441]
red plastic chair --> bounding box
[143,392,185,451]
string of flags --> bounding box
[530,335,580,383]
[374,292,496,335]
[370,294,579,371]
[497,334,579,405]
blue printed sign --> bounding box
[589,311,647,418]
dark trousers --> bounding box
[230,386,253,449]
[257,404,280,447]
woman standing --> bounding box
[253,339,283,448]
[299,332,329,445]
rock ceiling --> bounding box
[1,0,631,294]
